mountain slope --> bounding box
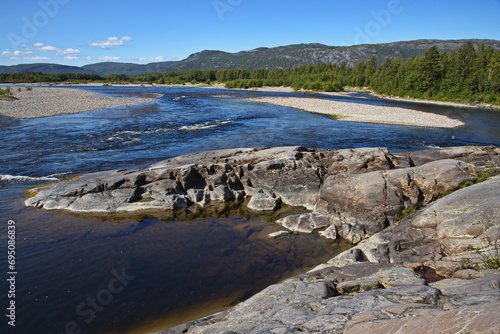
[163,39,500,72]
[81,61,178,76]
[0,63,92,74]
[1,39,499,76]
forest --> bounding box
[1,42,499,105]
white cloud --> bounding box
[32,43,81,57]
[2,43,82,62]
[39,45,58,52]
[87,36,133,49]
[137,56,165,62]
[57,48,81,55]
[24,56,51,61]
[2,49,33,57]
[97,56,121,61]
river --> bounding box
[0,86,498,333]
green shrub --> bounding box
[481,253,500,269]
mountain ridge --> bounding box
[1,39,499,76]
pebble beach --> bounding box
[0,86,465,128]
[0,87,160,119]
[243,96,465,128]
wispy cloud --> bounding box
[1,43,81,61]
[1,49,34,57]
[38,45,58,52]
[87,36,132,49]
[35,43,81,56]
[57,48,81,55]
[137,56,165,62]
[24,56,51,61]
[1,39,166,65]
[97,56,121,62]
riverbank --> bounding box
[235,96,465,128]
[195,83,500,110]
[0,87,161,119]
[358,88,500,110]
[0,85,465,127]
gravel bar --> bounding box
[244,96,465,128]
[0,87,161,119]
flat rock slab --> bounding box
[161,265,500,334]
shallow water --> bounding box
[0,86,498,333]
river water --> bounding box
[0,86,498,333]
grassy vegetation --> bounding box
[481,252,500,269]
[480,230,500,270]
[400,206,419,217]
[0,87,17,101]
[437,165,499,199]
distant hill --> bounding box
[0,63,91,74]
[0,61,179,76]
[1,39,499,76]
[81,61,178,76]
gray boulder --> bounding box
[319,159,477,240]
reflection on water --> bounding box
[3,187,347,334]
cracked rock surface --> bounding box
[25,145,499,246]
[161,176,500,333]
[161,263,500,334]
[24,146,500,333]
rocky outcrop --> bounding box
[26,146,499,246]
[159,175,500,334]
[329,174,500,274]
[161,264,500,334]
[24,146,500,333]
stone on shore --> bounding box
[25,146,498,222]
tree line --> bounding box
[1,42,499,104]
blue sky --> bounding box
[1,0,499,66]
